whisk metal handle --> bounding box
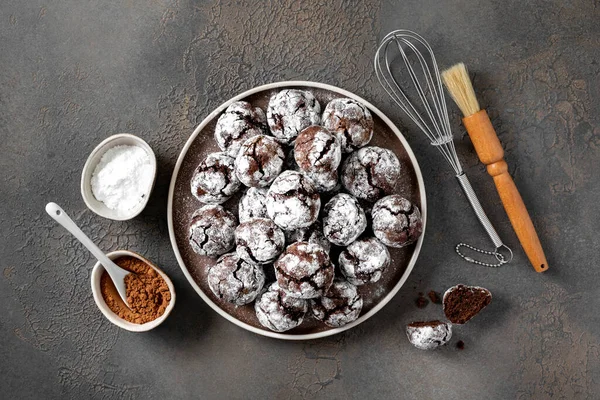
[455,173,503,248]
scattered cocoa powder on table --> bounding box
[100,256,171,324]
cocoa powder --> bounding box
[100,256,171,324]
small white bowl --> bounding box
[91,250,176,332]
[81,133,157,221]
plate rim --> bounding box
[167,80,427,340]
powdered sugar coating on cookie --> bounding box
[235,218,285,265]
[238,187,269,223]
[214,101,267,157]
[274,242,334,299]
[267,89,321,144]
[338,237,390,285]
[322,98,373,153]
[255,282,308,332]
[310,279,363,327]
[191,152,241,204]
[188,205,237,257]
[207,252,265,305]
[266,170,321,230]
[322,193,367,246]
[341,146,401,202]
[372,195,422,248]
[406,321,452,350]
[305,169,339,193]
[294,125,341,174]
[235,134,284,188]
[285,221,331,253]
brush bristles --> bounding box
[441,63,481,117]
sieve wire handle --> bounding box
[455,172,504,248]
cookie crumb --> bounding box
[456,340,465,350]
[415,292,429,308]
[428,290,441,304]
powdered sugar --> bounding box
[235,134,284,188]
[235,218,285,265]
[310,279,363,327]
[214,101,267,157]
[406,321,452,350]
[255,282,307,332]
[266,171,321,230]
[285,221,331,253]
[341,146,401,202]
[238,187,268,223]
[372,195,422,248]
[189,205,237,257]
[322,98,374,153]
[322,193,367,246]
[267,89,321,144]
[338,237,390,285]
[91,145,153,212]
[207,253,265,306]
[275,242,334,299]
[304,169,339,193]
[294,126,341,173]
[191,152,240,204]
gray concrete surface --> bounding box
[1,0,598,398]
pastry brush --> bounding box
[441,63,548,273]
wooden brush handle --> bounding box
[462,110,548,273]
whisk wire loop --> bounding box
[375,30,462,175]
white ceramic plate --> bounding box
[167,81,426,340]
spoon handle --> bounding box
[46,202,115,266]
[45,202,130,306]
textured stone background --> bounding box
[1,0,598,398]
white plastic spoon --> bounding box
[45,202,131,307]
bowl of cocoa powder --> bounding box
[91,250,176,331]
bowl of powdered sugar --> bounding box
[81,133,157,220]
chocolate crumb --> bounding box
[428,290,441,304]
[456,340,465,350]
[415,292,429,308]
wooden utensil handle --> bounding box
[463,110,549,273]
[487,162,548,272]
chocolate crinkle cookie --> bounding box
[274,242,334,299]
[235,218,285,265]
[267,89,321,144]
[294,126,341,174]
[188,205,237,257]
[322,193,367,246]
[341,146,401,202]
[322,98,374,153]
[207,252,265,306]
[255,282,308,332]
[266,170,321,231]
[339,237,390,285]
[285,221,331,253]
[214,101,267,157]
[191,152,241,204]
[310,279,363,327]
[235,134,284,188]
[238,187,268,223]
[372,195,422,248]
[305,170,339,193]
[406,321,452,350]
